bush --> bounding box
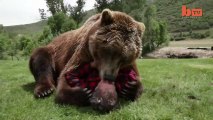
[0,33,10,59]
[0,38,5,59]
[61,18,77,33]
[190,32,207,39]
[204,31,210,37]
[38,26,53,45]
[174,37,186,41]
[47,12,77,36]
[16,36,31,50]
[198,22,210,29]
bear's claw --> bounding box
[35,87,54,98]
[120,81,138,99]
[83,88,93,99]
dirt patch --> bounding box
[146,47,213,58]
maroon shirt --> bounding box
[65,63,137,93]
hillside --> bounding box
[3,0,213,35]
[154,0,213,32]
[4,20,47,36]
[81,0,213,33]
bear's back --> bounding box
[46,14,101,73]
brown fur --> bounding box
[29,9,145,112]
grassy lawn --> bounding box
[0,59,212,120]
[169,39,213,47]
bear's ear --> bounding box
[101,9,114,25]
[137,22,145,37]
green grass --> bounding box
[0,59,212,120]
[169,39,213,47]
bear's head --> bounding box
[89,9,145,81]
[87,9,145,112]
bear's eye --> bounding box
[97,30,106,35]
[122,30,137,41]
[102,40,108,44]
[127,29,134,33]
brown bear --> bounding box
[29,9,145,112]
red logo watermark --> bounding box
[182,5,202,17]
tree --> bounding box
[23,40,38,58]
[110,0,122,11]
[94,0,146,21]
[61,19,77,33]
[157,21,168,47]
[47,12,76,36]
[94,0,111,12]
[38,26,53,44]
[0,34,6,59]
[43,0,77,36]
[0,32,10,59]
[16,36,31,51]
[39,8,47,20]
[68,0,86,26]
[143,5,157,51]
[45,0,66,15]
[0,24,4,33]
[143,5,168,54]
[0,26,6,59]
[123,0,146,21]
[7,39,19,60]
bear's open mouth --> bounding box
[64,63,137,93]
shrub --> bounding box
[174,37,186,41]
[204,31,210,37]
[47,12,77,36]
[190,32,207,39]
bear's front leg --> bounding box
[55,86,92,106]
[55,70,92,106]
[116,65,143,101]
[55,62,99,106]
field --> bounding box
[0,59,212,120]
[169,39,213,47]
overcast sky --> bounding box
[0,0,95,26]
